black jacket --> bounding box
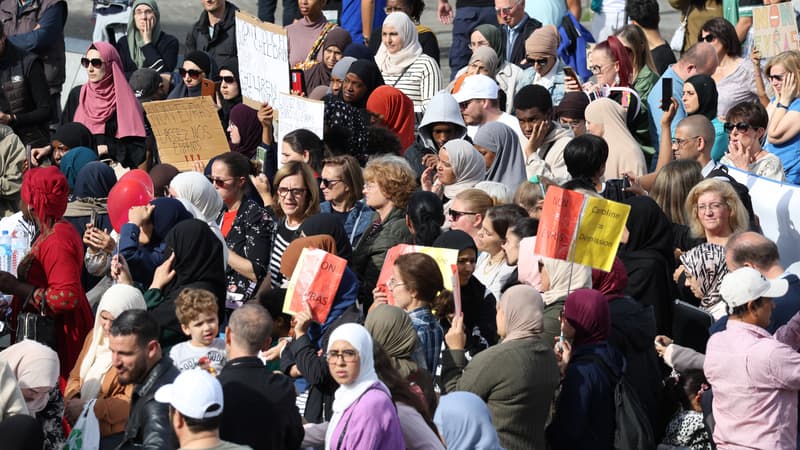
[116,33,180,78]
[0,42,50,146]
[502,15,542,68]
[185,1,239,71]
[218,356,304,450]
[117,356,180,450]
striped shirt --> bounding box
[268,220,301,288]
[381,54,442,114]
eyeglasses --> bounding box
[206,176,235,187]
[457,257,477,265]
[530,58,549,67]
[277,187,307,197]
[494,0,520,15]
[723,122,751,134]
[699,34,716,43]
[179,68,203,79]
[468,41,489,49]
[384,6,404,13]
[220,76,236,84]
[363,181,378,191]
[386,277,406,289]
[769,73,785,82]
[560,118,584,129]
[320,178,343,188]
[449,209,477,221]
[326,349,358,363]
[696,202,728,212]
[671,136,700,147]
[81,58,104,69]
[589,64,609,75]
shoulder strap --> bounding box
[298,22,335,69]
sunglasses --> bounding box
[449,209,477,221]
[80,57,104,69]
[458,100,473,110]
[769,73,785,82]
[179,68,203,79]
[320,178,343,188]
[530,58,549,66]
[220,76,236,84]
[699,34,715,43]
[723,122,751,133]
[206,176,235,187]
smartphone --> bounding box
[623,174,631,189]
[24,144,31,168]
[290,69,306,96]
[200,78,217,97]
[89,209,99,229]
[661,77,673,111]
[563,66,579,83]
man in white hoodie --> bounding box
[513,84,573,183]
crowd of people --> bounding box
[0,0,799,449]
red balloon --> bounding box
[107,178,154,233]
[119,169,155,198]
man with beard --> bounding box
[110,310,180,450]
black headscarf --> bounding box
[53,122,94,151]
[300,212,353,260]
[619,196,674,262]
[342,59,384,108]
[73,162,116,199]
[218,65,242,127]
[323,94,369,162]
[684,74,718,121]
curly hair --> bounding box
[685,178,749,239]
[175,288,219,326]
[363,154,417,209]
[272,160,320,219]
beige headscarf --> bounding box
[375,12,422,75]
[541,257,592,305]
[499,285,544,342]
[79,284,146,400]
[584,98,647,180]
[469,46,500,77]
[365,304,421,378]
[525,24,559,57]
[0,340,59,413]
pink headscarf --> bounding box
[73,42,146,139]
[21,167,69,225]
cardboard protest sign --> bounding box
[283,248,347,323]
[535,186,630,271]
[235,11,289,108]
[376,244,459,305]
[142,97,229,171]
[273,92,325,146]
[752,3,800,57]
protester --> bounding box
[721,101,784,180]
[765,50,800,185]
[625,0,675,74]
[286,0,335,68]
[448,188,495,243]
[460,24,522,112]
[585,97,648,179]
[616,24,659,102]
[685,178,749,247]
[514,85,573,183]
[58,147,98,191]
[185,0,238,70]
[168,171,227,266]
[149,163,179,198]
[216,66,241,128]
[367,86,416,150]
[305,28,352,92]
[518,25,566,106]
[554,91,589,137]
[539,257,593,345]
[405,191,444,246]
[680,74,728,161]
[227,104,262,159]
[434,392,503,450]
[474,204,527,301]
[473,121,526,187]
[116,0,179,76]
[319,155,373,246]
[167,50,214,99]
[403,91,467,179]
[341,59,385,110]
[701,17,758,118]
[679,242,729,319]
[420,138,484,213]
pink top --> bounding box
[329,383,405,450]
[704,315,800,449]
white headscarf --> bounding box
[79,284,146,400]
[0,340,59,414]
[324,323,384,450]
[169,171,228,267]
[375,12,422,75]
[441,139,486,200]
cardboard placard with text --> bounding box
[273,92,324,151]
[752,3,800,58]
[376,244,459,305]
[282,248,347,323]
[142,97,229,171]
[235,11,290,108]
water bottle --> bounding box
[0,231,11,274]
[10,230,28,277]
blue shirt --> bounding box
[765,97,800,185]
[647,66,686,164]
[408,306,443,375]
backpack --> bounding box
[706,165,759,232]
[584,353,656,450]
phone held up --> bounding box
[661,77,673,111]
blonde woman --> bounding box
[685,178,749,247]
[765,50,800,184]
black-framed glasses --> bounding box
[589,64,607,75]
[277,187,308,197]
[724,122,751,134]
[769,74,785,82]
[220,76,236,84]
[179,68,203,79]
[449,209,477,221]
[326,349,358,363]
[699,34,715,43]
[320,178,343,188]
[81,57,103,69]
[530,58,549,66]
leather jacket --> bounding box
[117,356,180,450]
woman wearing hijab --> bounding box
[375,12,441,114]
[69,42,147,169]
[323,94,370,162]
[449,47,500,96]
[64,284,146,443]
[434,391,503,450]
[585,98,647,179]
[366,86,415,150]
[324,323,404,450]
[473,121,526,188]
[681,74,728,161]
[421,139,485,213]
[443,285,560,450]
[306,28,353,93]
[519,25,567,106]
[0,167,92,382]
[148,163,179,198]
[227,104,263,159]
[0,340,63,450]
[679,242,729,319]
[341,59,385,110]
[168,171,227,265]
[115,0,179,77]
[540,257,593,346]
[167,50,215,99]
[433,230,498,356]
[58,147,98,190]
[216,66,242,129]
[300,212,354,260]
[547,288,624,450]
[618,195,677,335]
[50,122,95,166]
[329,56,356,96]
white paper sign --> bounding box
[273,92,325,145]
[235,11,289,108]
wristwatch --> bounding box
[777,102,789,109]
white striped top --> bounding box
[381,54,442,114]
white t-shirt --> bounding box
[169,338,227,373]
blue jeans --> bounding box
[448,5,498,80]
[258,0,301,25]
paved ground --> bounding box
[64,0,682,81]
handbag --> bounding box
[16,292,56,350]
[670,7,690,52]
[64,399,100,450]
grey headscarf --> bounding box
[332,56,357,81]
[473,121,526,187]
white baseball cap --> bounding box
[452,74,499,103]
[719,267,789,309]
[155,369,223,419]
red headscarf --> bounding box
[564,288,611,347]
[591,257,629,302]
[366,85,415,150]
[21,167,69,225]
[73,42,146,139]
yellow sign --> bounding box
[571,196,630,271]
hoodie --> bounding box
[403,92,468,180]
[524,121,573,184]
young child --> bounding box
[169,288,226,374]
[661,369,713,450]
